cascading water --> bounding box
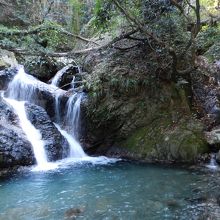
[65,93,83,138]
[207,153,218,170]
[3,65,117,171]
[3,98,56,170]
[52,62,86,157]
[51,64,74,86]
[54,123,86,158]
[3,66,57,170]
[6,65,37,101]
[53,79,87,158]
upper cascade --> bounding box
[6,65,38,101]
[51,64,74,87]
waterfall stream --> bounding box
[2,65,116,171]
[3,98,57,171]
[207,153,218,170]
[54,123,86,158]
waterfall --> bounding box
[65,93,83,138]
[6,65,37,101]
[52,64,85,156]
[51,64,74,86]
[54,123,86,158]
[207,153,218,170]
[54,89,86,158]
[3,66,57,170]
[2,65,117,171]
[3,98,55,170]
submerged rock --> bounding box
[25,102,69,161]
[64,207,84,219]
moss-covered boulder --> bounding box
[82,45,208,163]
[114,117,208,163]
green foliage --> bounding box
[93,0,116,30]
[0,22,72,53]
[196,24,220,54]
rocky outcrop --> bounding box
[82,47,208,163]
[0,67,17,90]
[25,103,70,161]
[0,97,34,168]
[0,49,18,70]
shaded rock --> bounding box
[166,200,180,209]
[106,118,208,163]
[22,56,80,83]
[0,67,17,90]
[216,151,220,165]
[25,102,69,161]
[23,56,64,82]
[0,97,34,168]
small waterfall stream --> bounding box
[54,123,86,158]
[3,98,51,169]
[6,65,37,101]
[51,64,74,86]
[207,153,218,170]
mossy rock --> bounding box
[119,117,208,163]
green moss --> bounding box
[120,117,208,163]
[122,127,154,155]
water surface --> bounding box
[0,162,217,220]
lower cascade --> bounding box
[3,98,56,170]
[54,123,86,158]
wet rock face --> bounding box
[0,98,34,168]
[0,68,17,90]
[25,102,69,161]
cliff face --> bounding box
[81,46,208,163]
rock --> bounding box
[166,200,179,209]
[216,151,220,164]
[106,118,208,163]
[205,129,220,146]
[23,56,64,82]
[25,102,69,161]
[0,97,34,168]
[64,207,84,219]
[0,49,18,70]
[0,67,17,90]
[82,46,208,163]
[22,56,80,83]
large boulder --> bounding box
[25,102,70,161]
[82,46,208,163]
[0,97,34,168]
